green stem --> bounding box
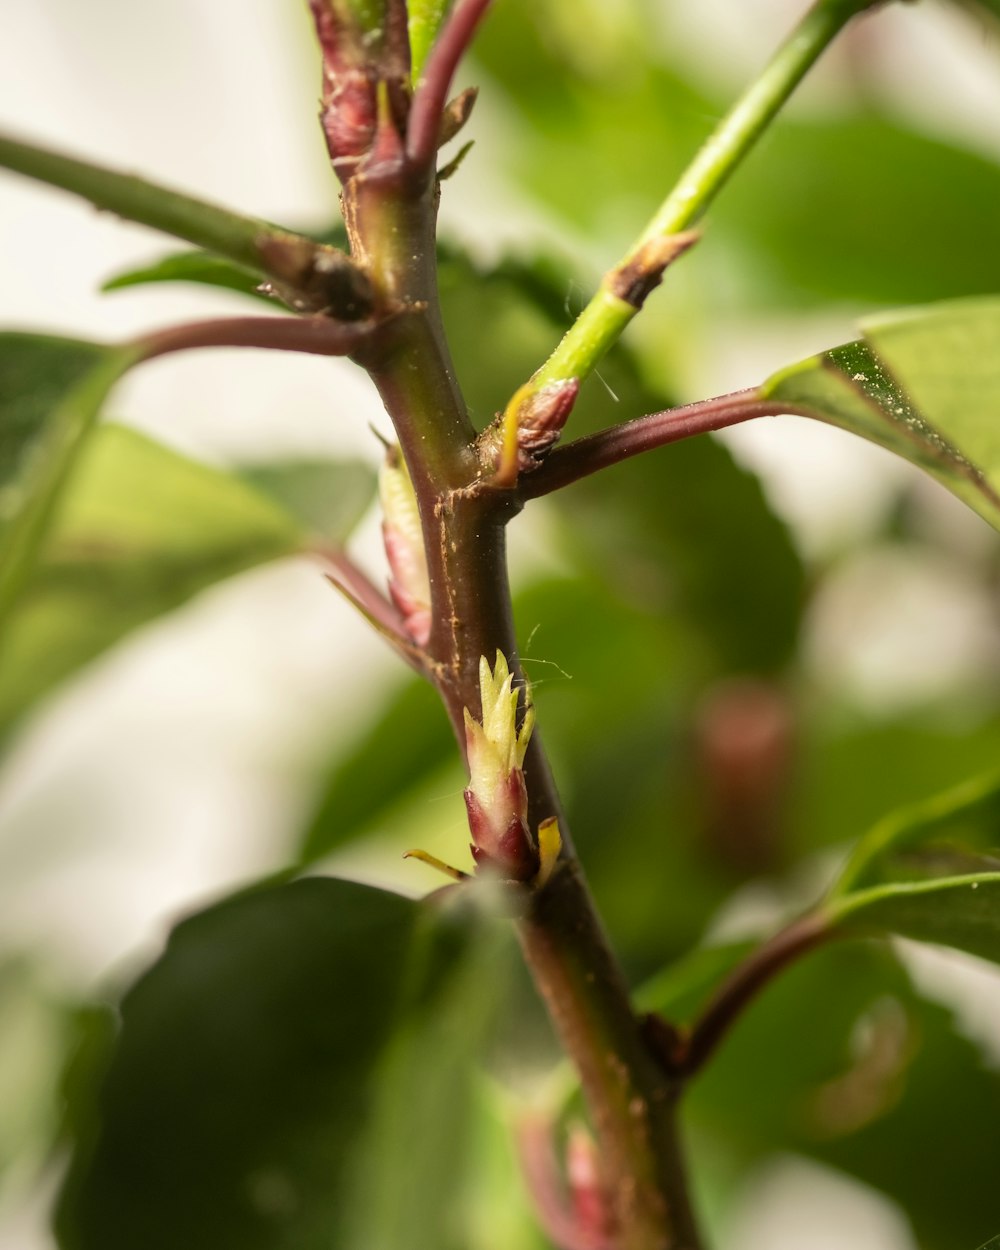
[0,131,356,294]
[529,0,885,396]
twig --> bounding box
[518,0,890,410]
[138,316,377,363]
[520,390,792,499]
[0,131,362,302]
[679,911,830,1078]
[406,0,494,167]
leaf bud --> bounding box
[379,445,431,646]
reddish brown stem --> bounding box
[680,912,830,1079]
[406,0,494,167]
[138,315,376,363]
[520,391,796,500]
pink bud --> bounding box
[517,378,580,469]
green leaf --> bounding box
[0,425,302,733]
[633,942,752,1025]
[966,0,1000,23]
[821,770,1000,965]
[102,251,264,300]
[56,876,509,1250]
[239,460,375,546]
[0,333,137,623]
[0,960,71,1181]
[409,0,450,81]
[763,297,1000,533]
[832,873,1000,964]
[793,713,1000,860]
[474,4,1000,313]
[299,677,457,864]
[99,225,350,306]
[714,113,1000,309]
[833,769,1000,897]
[686,942,1000,1249]
[340,896,515,1250]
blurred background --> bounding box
[2,1,1000,1246]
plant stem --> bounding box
[406,0,494,167]
[520,391,792,500]
[137,316,375,363]
[347,158,703,1250]
[519,857,703,1250]
[0,131,357,293]
[680,912,830,1078]
[526,0,886,399]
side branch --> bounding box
[406,0,494,167]
[679,912,829,1079]
[0,131,371,313]
[520,0,891,408]
[137,316,377,363]
[520,391,791,499]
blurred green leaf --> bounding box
[793,713,1000,861]
[963,0,1000,24]
[820,770,1000,965]
[715,115,1000,309]
[341,896,516,1250]
[834,769,1000,897]
[634,941,751,1024]
[57,876,509,1250]
[686,942,1000,1249]
[475,1,1000,312]
[102,251,264,300]
[239,460,374,546]
[99,224,349,306]
[0,333,136,623]
[833,873,1000,964]
[0,425,327,733]
[299,677,457,864]
[764,297,1000,532]
[409,0,450,81]
[560,434,805,675]
[0,961,70,1182]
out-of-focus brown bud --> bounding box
[693,677,795,876]
[515,1115,615,1250]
